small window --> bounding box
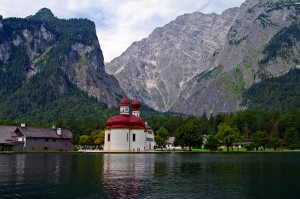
[44,147,48,151]
[108,134,110,142]
[53,139,56,142]
[46,138,49,142]
[133,134,136,142]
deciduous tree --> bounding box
[251,131,270,151]
[175,123,203,151]
[204,135,219,151]
[155,127,169,150]
[216,123,242,152]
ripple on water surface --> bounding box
[0,153,300,198]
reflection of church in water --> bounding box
[104,97,155,152]
[103,154,156,198]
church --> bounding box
[104,97,155,152]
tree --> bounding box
[175,123,203,151]
[269,135,282,151]
[216,123,242,152]
[284,127,299,150]
[91,130,105,146]
[204,135,219,151]
[155,127,169,150]
[251,131,270,151]
[79,135,90,146]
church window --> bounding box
[133,134,136,142]
[108,134,110,142]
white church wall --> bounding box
[104,129,111,151]
[110,129,130,151]
[130,129,146,152]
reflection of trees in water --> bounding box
[103,154,155,198]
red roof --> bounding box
[105,115,145,130]
[132,99,141,111]
[120,96,130,106]
[128,115,145,129]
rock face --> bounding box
[0,8,122,107]
[106,8,239,112]
[106,0,300,115]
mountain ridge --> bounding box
[106,7,240,112]
[0,8,123,123]
[106,0,300,115]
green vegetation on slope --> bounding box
[260,22,300,65]
[242,68,300,111]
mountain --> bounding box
[0,8,123,122]
[242,67,300,111]
[106,0,300,115]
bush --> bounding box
[204,135,219,151]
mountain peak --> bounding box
[31,8,55,20]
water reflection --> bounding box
[1,153,300,198]
[0,154,73,198]
[15,155,26,184]
[103,154,155,198]
[52,155,61,184]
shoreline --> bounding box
[1,150,300,154]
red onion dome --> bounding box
[129,115,145,129]
[110,115,130,128]
[132,99,141,111]
[120,96,130,106]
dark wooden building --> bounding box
[0,126,23,151]
[0,125,73,152]
[15,126,74,152]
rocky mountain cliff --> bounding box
[0,8,122,110]
[106,0,300,115]
[0,8,124,122]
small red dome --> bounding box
[132,99,141,111]
[120,96,130,106]
[129,115,145,129]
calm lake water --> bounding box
[0,152,300,199]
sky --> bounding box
[1,0,245,62]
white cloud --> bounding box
[0,0,245,62]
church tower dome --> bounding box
[120,96,130,115]
[132,99,141,117]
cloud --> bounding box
[0,0,245,62]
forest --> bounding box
[243,68,300,111]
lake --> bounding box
[0,152,300,198]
